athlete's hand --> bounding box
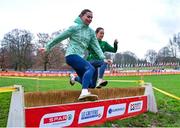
[38,48,46,53]
[104,59,113,65]
[114,39,118,44]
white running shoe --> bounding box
[69,73,76,86]
[78,92,98,101]
[96,79,108,88]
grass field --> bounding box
[0,74,180,127]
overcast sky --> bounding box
[0,0,180,59]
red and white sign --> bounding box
[25,96,147,127]
[39,111,75,127]
[128,101,143,113]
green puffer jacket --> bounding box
[87,40,118,61]
[45,17,105,60]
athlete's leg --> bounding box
[99,62,107,79]
[66,55,95,89]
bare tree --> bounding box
[173,32,180,50]
[36,33,51,71]
[169,38,177,57]
[36,31,66,71]
[0,47,8,71]
[114,51,137,65]
[145,49,157,64]
[1,29,34,71]
[114,53,123,64]
[158,46,172,58]
[122,51,137,65]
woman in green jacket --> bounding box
[70,27,118,88]
[87,27,118,88]
[45,9,105,101]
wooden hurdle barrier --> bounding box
[6,83,157,127]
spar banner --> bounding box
[25,96,147,127]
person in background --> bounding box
[44,9,108,101]
[87,27,118,87]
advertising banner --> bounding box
[25,96,147,127]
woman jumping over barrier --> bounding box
[43,9,110,101]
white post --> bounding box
[143,83,158,113]
[7,85,25,127]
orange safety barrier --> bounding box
[0,71,180,77]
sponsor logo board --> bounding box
[78,106,104,124]
[39,110,75,127]
[128,101,143,113]
[107,103,126,118]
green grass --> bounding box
[0,74,180,127]
[0,92,11,126]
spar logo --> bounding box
[107,103,126,118]
[78,106,104,124]
[43,114,72,124]
[128,101,143,113]
[39,110,75,127]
